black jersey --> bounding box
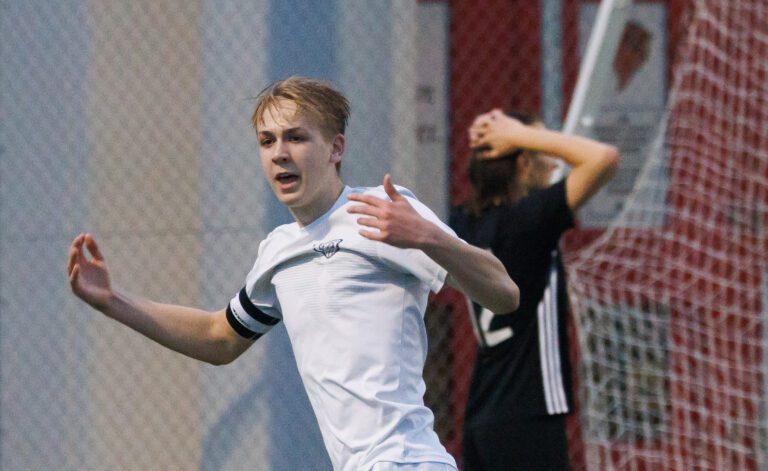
[450,180,575,424]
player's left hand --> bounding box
[347,174,432,249]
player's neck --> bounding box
[290,179,345,227]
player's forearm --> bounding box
[100,291,240,365]
[421,226,519,314]
[518,126,618,169]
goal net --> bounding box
[566,1,768,469]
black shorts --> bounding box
[462,414,569,471]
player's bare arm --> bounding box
[347,175,519,314]
[470,109,620,210]
[67,233,252,365]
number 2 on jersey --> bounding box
[468,298,513,348]
[468,247,514,347]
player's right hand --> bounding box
[347,174,433,249]
[67,233,113,311]
[468,109,527,159]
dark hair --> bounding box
[466,111,539,216]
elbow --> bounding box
[202,335,248,366]
[504,282,520,313]
[206,354,234,366]
[510,283,520,312]
[602,145,620,174]
[591,145,620,187]
[205,349,242,366]
[203,311,251,366]
[488,281,520,315]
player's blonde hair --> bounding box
[252,76,350,141]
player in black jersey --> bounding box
[450,110,619,470]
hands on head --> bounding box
[468,108,529,159]
[67,233,112,311]
[346,174,433,249]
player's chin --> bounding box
[274,189,302,207]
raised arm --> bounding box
[470,109,620,210]
[67,233,252,365]
[347,175,519,314]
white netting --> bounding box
[568,1,768,469]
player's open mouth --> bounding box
[276,172,299,190]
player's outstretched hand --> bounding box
[347,174,432,249]
[67,233,113,311]
[468,108,528,159]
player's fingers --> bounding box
[354,217,382,229]
[347,204,382,218]
[69,263,80,287]
[67,234,84,273]
[70,233,85,252]
[470,116,490,130]
[469,133,486,148]
[75,236,90,266]
[383,174,403,201]
[84,233,105,262]
[347,193,385,207]
[476,148,495,160]
[481,109,500,120]
[67,246,79,276]
[357,229,384,242]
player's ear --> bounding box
[516,152,533,184]
[516,152,529,172]
[330,133,345,164]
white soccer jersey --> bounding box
[227,185,458,471]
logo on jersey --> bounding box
[313,239,343,259]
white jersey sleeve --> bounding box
[373,185,461,293]
[226,238,283,340]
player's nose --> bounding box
[272,139,290,163]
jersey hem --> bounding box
[465,408,572,427]
[364,455,458,471]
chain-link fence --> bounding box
[0,1,720,470]
[1,2,459,469]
